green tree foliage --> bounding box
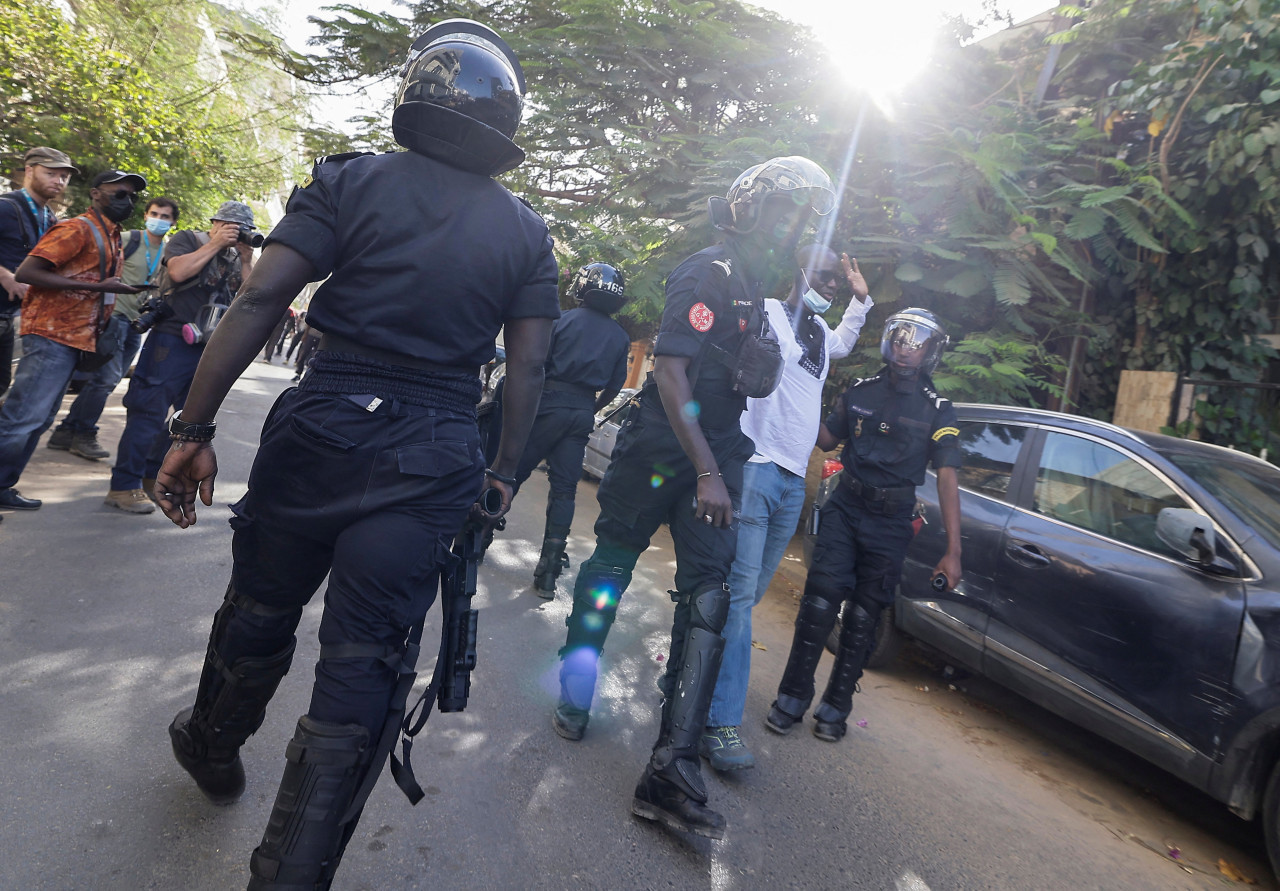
[1039,0,1280,449]
[0,0,305,223]
[258,0,843,336]
[252,0,1280,440]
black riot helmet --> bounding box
[707,156,835,240]
[881,308,950,382]
[572,263,628,315]
[392,19,527,177]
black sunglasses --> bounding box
[804,268,840,285]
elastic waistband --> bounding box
[319,332,478,377]
[301,350,481,415]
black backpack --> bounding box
[0,191,55,252]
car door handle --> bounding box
[1005,541,1052,568]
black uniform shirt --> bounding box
[826,369,962,489]
[545,306,630,392]
[650,243,760,429]
[265,150,559,368]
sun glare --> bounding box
[807,1,939,108]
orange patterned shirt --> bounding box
[21,210,121,351]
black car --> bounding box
[829,404,1280,874]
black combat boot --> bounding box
[169,640,295,805]
[532,537,568,600]
[766,594,841,734]
[633,589,727,840]
[812,601,879,742]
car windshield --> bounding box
[1167,452,1280,550]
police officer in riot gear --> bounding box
[767,308,963,742]
[554,157,835,839]
[513,262,630,598]
[156,20,558,889]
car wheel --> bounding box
[1261,758,1280,878]
[824,605,901,670]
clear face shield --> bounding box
[880,317,947,380]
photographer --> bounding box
[46,197,178,461]
[104,200,256,514]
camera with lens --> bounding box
[131,295,176,333]
[237,225,264,248]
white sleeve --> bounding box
[827,294,874,361]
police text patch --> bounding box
[932,426,959,442]
[689,303,714,332]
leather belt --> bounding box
[842,474,915,505]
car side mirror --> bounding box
[1156,508,1237,574]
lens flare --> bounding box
[650,474,664,488]
[682,400,701,420]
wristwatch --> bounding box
[169,410,217,442]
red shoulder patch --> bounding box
[689,302,714,332]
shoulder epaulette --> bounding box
[920,382,950,411]
[314,151,373,167]
[851,371,884,388]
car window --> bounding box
[1033,432,1191,556]
[955,422,1026,502]
[1167,452,1280,551]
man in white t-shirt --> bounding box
[700,243,871,770]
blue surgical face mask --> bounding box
[800,269,832,314]
[145,218,172,237]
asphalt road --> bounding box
[1,358,1275,890]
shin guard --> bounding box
[247,717,372,891]
[773,594,841,717]
[819,600,880,718]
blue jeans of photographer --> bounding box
[56,315,142,435]
[707,458,807,728]
[110,331,202,491]
[0,334,79,488]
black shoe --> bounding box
[812,702,849,742]
[552,703,588,741]
[46,427,73,450]
[765,701,801,735]
[812,717,847,742]
[631,767,726,840]
[168,707,245,805]
[0,488,41,510]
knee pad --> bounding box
[795,595,840,647]
[687,583,730,634]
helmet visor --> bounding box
[881,318,946,376]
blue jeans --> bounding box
[708,459,807,728]
[110,331,202,490]
[0,334,80,488]
[56,315,142,434]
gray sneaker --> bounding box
[46,427,73,450]
[699,725,756,771]
[70,433,109,460]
